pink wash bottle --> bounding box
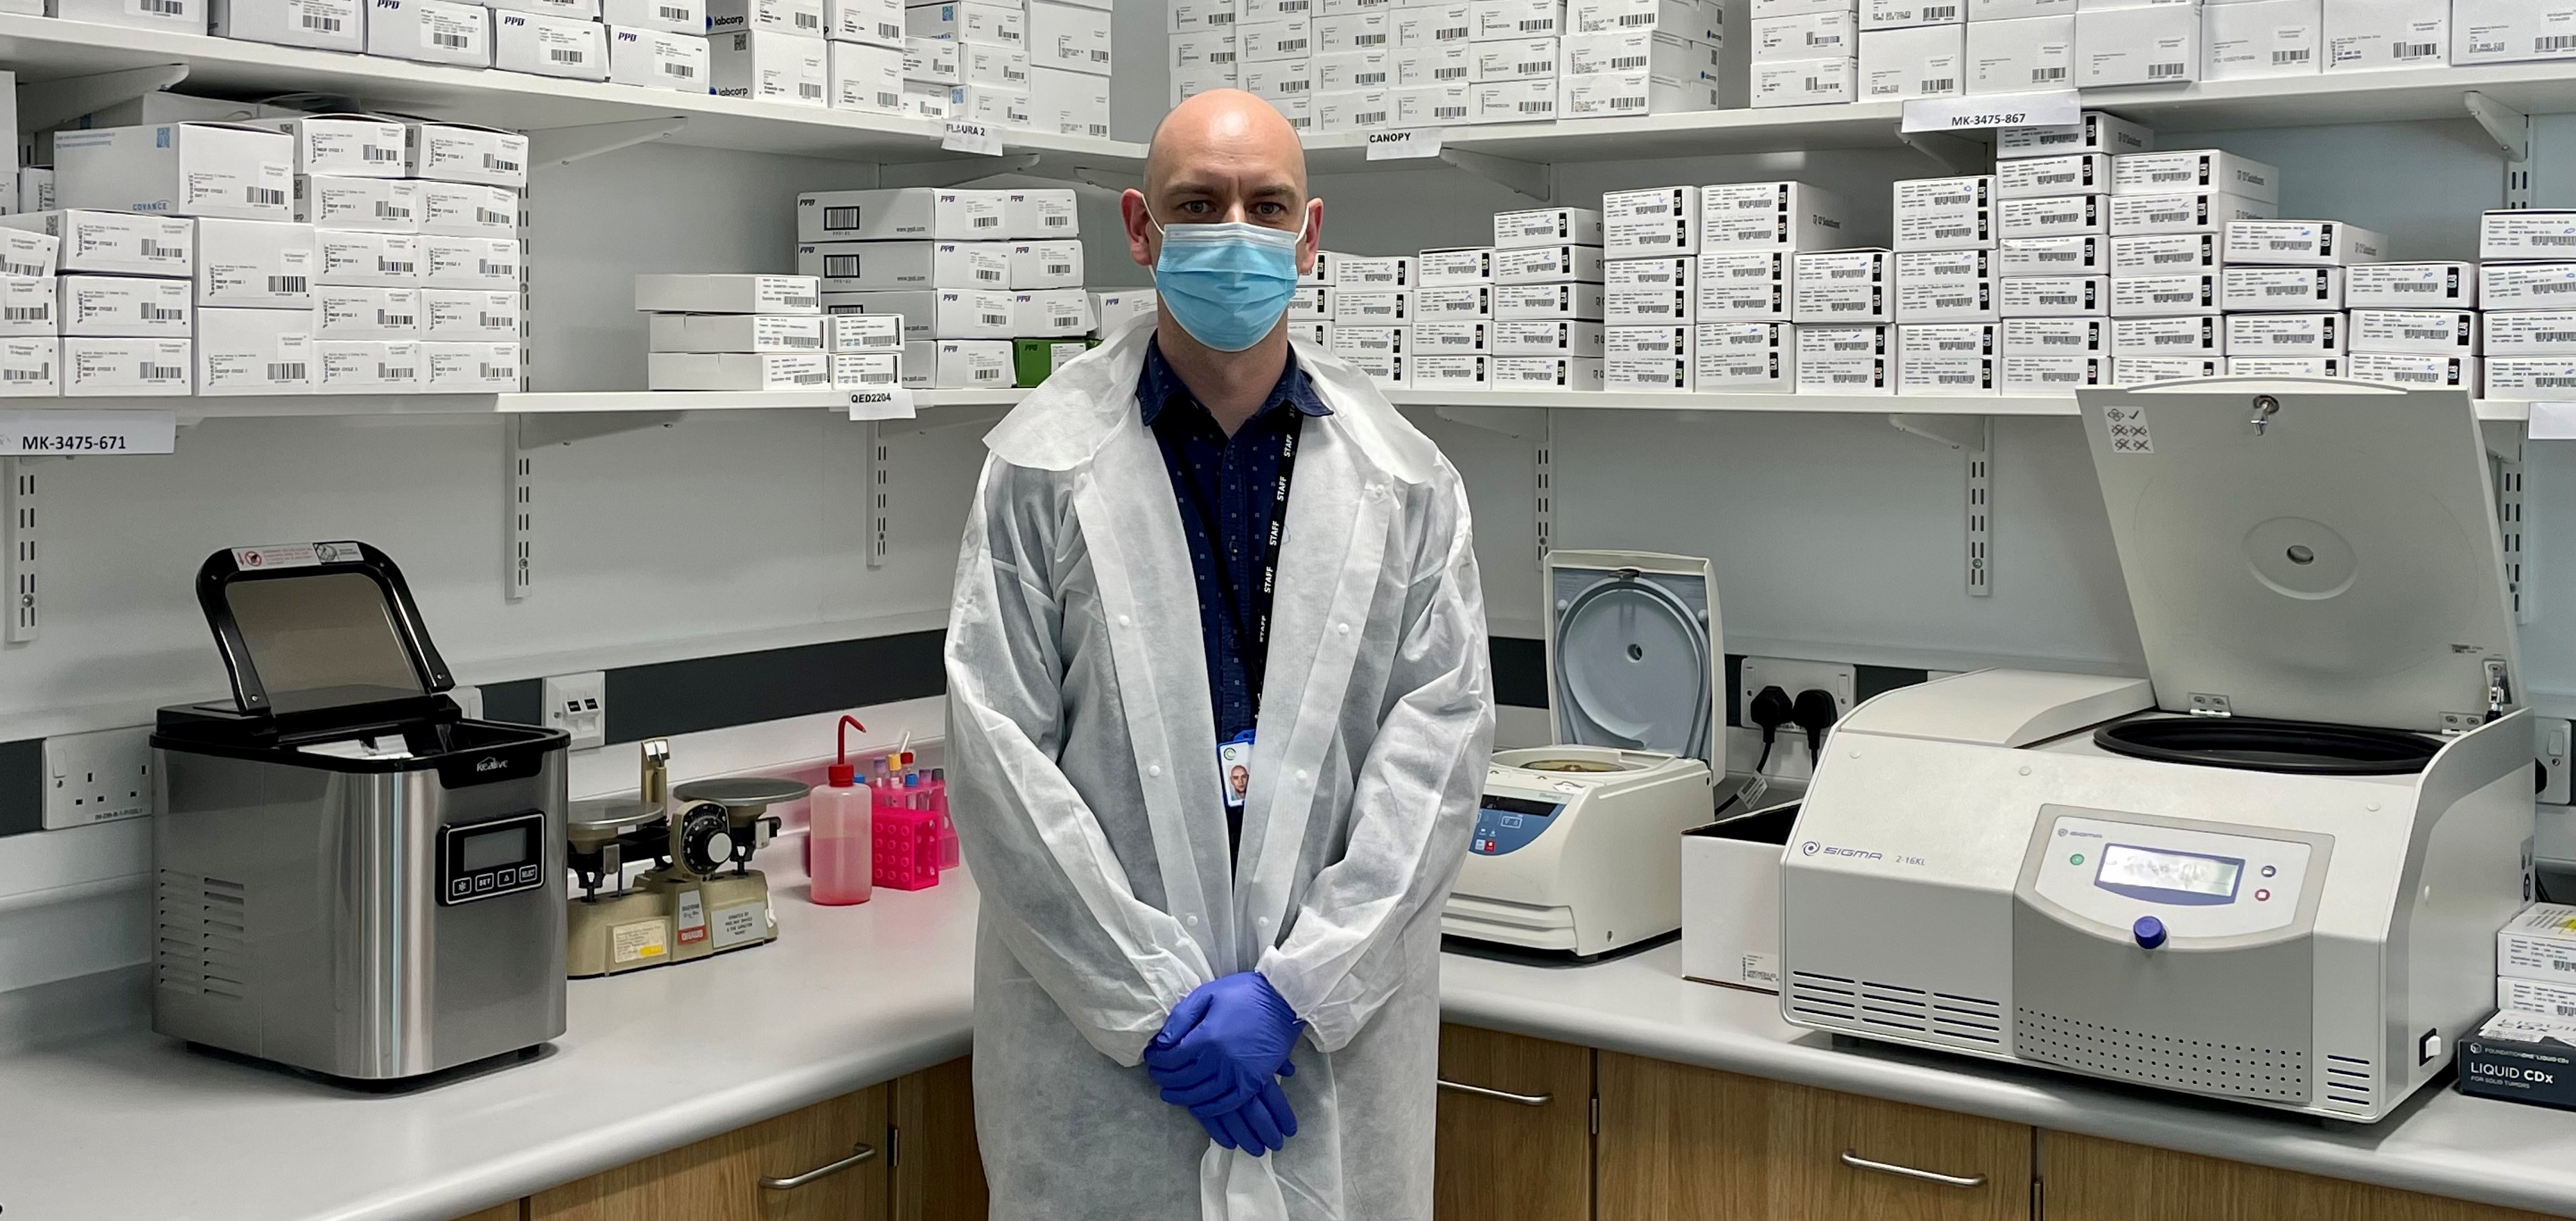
[809,715,873,906]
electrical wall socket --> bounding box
[1734,656,1857,781]
[543,671,608,751]
[2541,716,2572,807]
[42,726,152,830]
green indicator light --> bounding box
[2069,853,2085,866]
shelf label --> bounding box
[941,120,1004,157]
[1366,129,1444,161]
[848,387,918,421]
[0,410,176,456]
[1901,90,2080,134]
[2530,401,2576,440]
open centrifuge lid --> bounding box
[1543,550,1721,762]
[193,541,455,721]
[2076,378,2518,735]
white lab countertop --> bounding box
[8,850,2576,1221]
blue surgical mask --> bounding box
[1148,211,1308,353]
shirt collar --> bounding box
[1139,335,1333,428]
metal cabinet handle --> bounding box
[1839,1149,1986,1188]
[1437,1078,1552,1107]
[759,1142,878,1190]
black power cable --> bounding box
[1716,685,1796,818]
[1791,689,1840,766]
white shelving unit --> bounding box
[1296,64,2576,177]
[3,15,2566,179]
[0,15,1136,168]
[0,387,2524,421]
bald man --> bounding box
[945,90,1494,1220]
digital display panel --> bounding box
[460,825,531,872]
[1480,795,1561,818]
[2096,843,2242,898]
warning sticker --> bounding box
[674,889,708,946]
[611,918,669,964]
[711,900,767,950]
[2102,404,2153,454]
[231,541,363,570]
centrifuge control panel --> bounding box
[2026,811,2314,939]
[1470,793,1565,857]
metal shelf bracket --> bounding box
[3,456,38,641]
[1441,146,1552,204]
[1897,129,1988,177]
[505,412,683,599]
[2464,91,2530,162]
[528,116,690,168]
[1891,412,1994,597]
[18,64,191,133]
[879,152,1043,189]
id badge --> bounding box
[1218,732,1254,809]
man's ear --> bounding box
[1295,197,1323,275]
[1123,188,1157,269]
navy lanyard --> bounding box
[1180,412,1303,713]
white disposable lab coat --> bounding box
[944,317,1495,1221]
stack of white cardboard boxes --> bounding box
[791,186,1099,388]
[1886,168,1991,394]
[2219,215,2397,380]
[2478,209,2576,399]
[2460,902,2576,1112]
[640,272,908,389]
[0,116,524,396]
[913,0,1107,134]
[1754,0,1857,107]
[1561,0,1722,119]
[1882,113,2284,396]
[1959,0,2072,94]
[1858,0,1963,103]
[1489,206,1608,389]
[1601,186,1696,388]
[1701,182,1838,392]
[1318,248,1419,385]
[1184,0,1725,135]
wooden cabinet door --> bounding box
[1433,1024,1595,1221]
[1596,1052,2030,1221]
[2041,1130,2559,1221]
[450,1204,523,1221]
[891,1057,988,1221]
[529,1085,890,1221]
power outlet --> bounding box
[543,671,608,751]
[42,726,152,830]
[1735,656,1857,781]
[2541,717,2573,807]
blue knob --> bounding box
[2133,915,2167,949]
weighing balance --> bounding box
[1780,380,2534,1122]
[1444,550,1721,958]
[566,740,807,977]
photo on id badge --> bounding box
[1220,734,1254,809]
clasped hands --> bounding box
[1143,972,1304,1157]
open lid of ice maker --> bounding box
[1543,550,1721,762]
[2075,378,2518,735]
[193,541,455,720]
